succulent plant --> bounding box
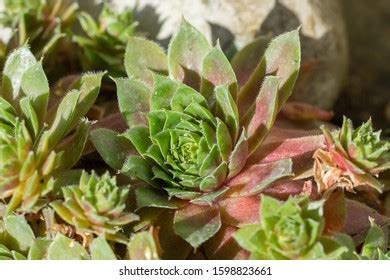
[0,0,79,78]
[51,171,138,243]
[234,195,347,260]
[0,46,103,214]
[91,20,327,258]
[314,117,390,196]
[73,3,136,76]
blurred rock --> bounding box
[334,0,390,130]
[112,0,348,109]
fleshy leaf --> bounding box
[201,45,238,104]
[231,35,270,86]
[90,237,117,260]
[20,61,49,124]
[47,234,89,260]
[168,19,211,83]
[1,46,36,105]
[4,215,35,253]
[128,231,160,260]
[246,76,280,155]
[125,37,167,86]
[90,128,135,170]
[28,239,51,260]
[173,204,221,248]
[227,159,293,196]
[115,77,150,127]
[237,29,301,115]
[135,186,183,210]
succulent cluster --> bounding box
[314,117,390,196]
[0,0,389,260]
[74,4,136,75]
[51,171,138,243]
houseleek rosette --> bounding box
[91,20,326,258]
[0,46,103,214]
[314,117,390,196]
[234,195,348,259]
[51,171,138,243]
[73,3,136,75]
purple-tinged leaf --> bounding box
[227,159,293,196]
[173,204,221,249]
[201,44,238,103]
[246,76,280,155]
[218,196,259,227]
[231,35,270,87]
[237,29,301,116]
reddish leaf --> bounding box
[227,159,293,196]
[323,191,346,234]
[218,196,259,227]
[262,180,306,200]
[281,101,334,121]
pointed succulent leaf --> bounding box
[91,128,135,170]
[47,90,79,148]
[237,29,301,115]
[125,37,168,86]
[227,159,293,196]
[1,46,36,105]
[361,219,387,260]
[20,61,49,124]
[246,76,280,155]
[231,35,270,86]
[201,44,238,104]
[168,19,212,83]
[173,204,221,248]
[90,237,117,260]
[115,77,150,127]
[56,118,92,170]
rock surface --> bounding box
[335,0,390,131]
[112,0,348,109]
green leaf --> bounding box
[361,219,386,259]
[47,90,79,148]
[122,156,155,186]
[28,239,51,260]
[114,78,150,127]
[1,46,36,105]
[20,61,49,123]
[237,29,301,115]
[168,19,211,82]
[215,85,239,141]
[123,126,151,155]
[135,186,183,210]
[67,72,104,132]
[90,128,134,170]
[90,237,116,260]
[56,118,92,170]
[48,234,89,260]
[234,224,262,252]
[19,97,39,138]
[4,215,35,253]
[201,44,238,103]
[128,231,160,260]
[173,204,221,248]
[125,37,167,86]
[246,76,280,155]
[150,74,178,110]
